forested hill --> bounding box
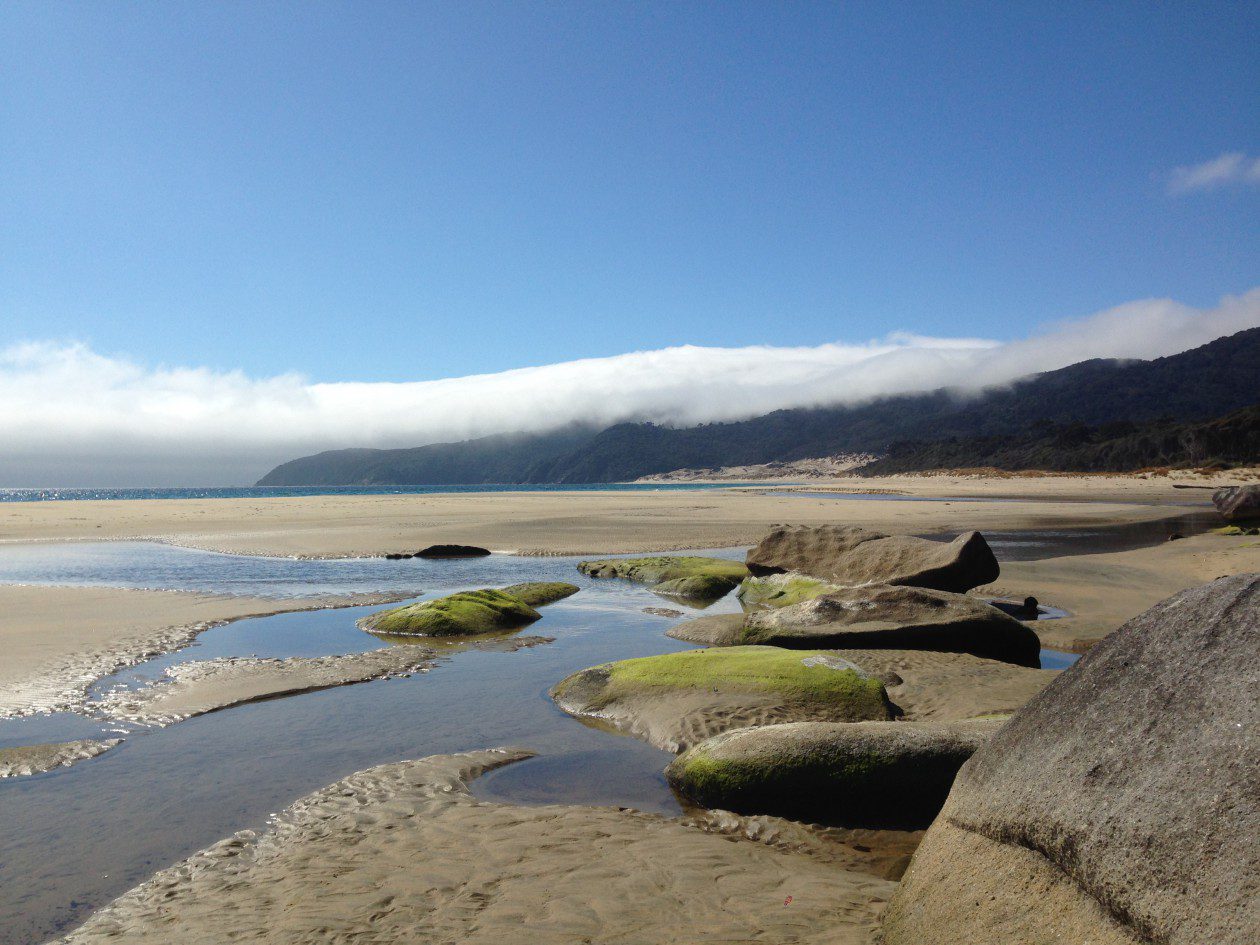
[257,327,1260,485]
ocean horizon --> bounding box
[0,482,762,503]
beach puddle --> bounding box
[0,544,742,944]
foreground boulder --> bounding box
[415,544,491,558]
[499,582,580,607]
[667,718,1004,827]
[880,574,1260,945]
[550,646,894,751]
[1213,483,1260,522]
[360,589,540,637]
[742,585,1040,667]
[747,525,999,593]
[578,556,750,601]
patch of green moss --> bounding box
[652,574,738,600]
[500,582,580,607]
[1214,525,1260,537]
[577,556,750,585]
[562,646,890,717]
[361,589,541,637]
[671,743,895,801]
[737,573,837,609]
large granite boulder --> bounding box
[743,585,1041,667]
[666,718,1004,827]
[359,589,541,637]
[550,646,894,752]
[880,574,1260,945]
[746,525,999,592]
[1213,483,1260,522]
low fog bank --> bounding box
[2,288,1257,487]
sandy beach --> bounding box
[1,476,1256,944]
[0,474,1229,558]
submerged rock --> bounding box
[415,544,491,559]
[746,525,1000,593]
[666,718,1003,828]
[880,574,1260,945]
[1213,483,1260,522]
[360,589,541,637]
[499,582,580,607]
[741,585,1041,667]
[550,646,894,752]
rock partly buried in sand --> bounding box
[666,613,748,645]
[0,738,123,778]
[415,544,491,558]
[667,718,1004,828]
[551,646,894,752]
[577,556,749,600]
[360,589,541,637]
[880,574,1260,945]
[499,582,580,607]
[1213,483,1260,522]
[742,585,1041,667]
[747,524,1000,593]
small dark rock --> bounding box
[415,544,492,559]
[1167,533,1184,541]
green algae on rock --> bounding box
[651,574,740,601]
[499,582,580,607]
[578,556,750,583]
[577,556,749,601]
[550,646,895,751]
[736,572,840,609]
[359,589,541,637]
[666,718,1003,828]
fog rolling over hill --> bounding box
[258,328,1260,486]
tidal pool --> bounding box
[0,534,1093,944]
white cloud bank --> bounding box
[1168,152,1260,194]
[2,288,1258,486]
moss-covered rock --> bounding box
[360,589,541,637]
[652,574,740,601]
[737,572,840,608]
[578,556,750,585]
[499,582,580,607]
[551,646,894,751]
[666,718,1003,828]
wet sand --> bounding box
[0,476,1220,558]
[984,530,1260,650]
[0,585,416,718]
[54,748,895,945]
[0,739,122,778]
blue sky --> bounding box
[3,1,1257,385]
